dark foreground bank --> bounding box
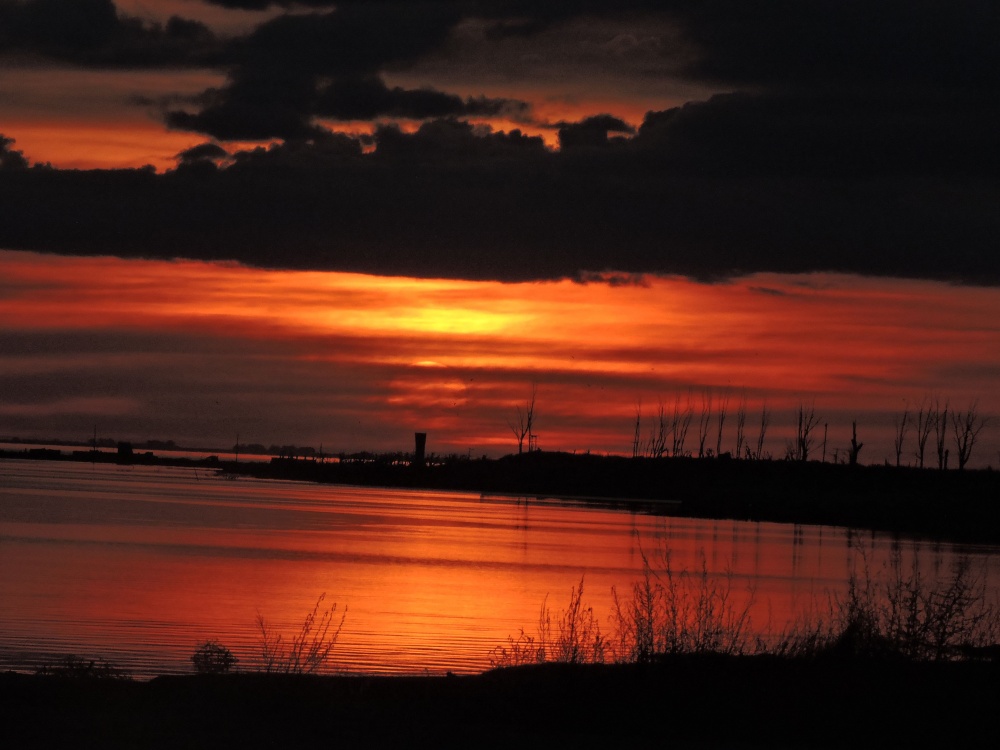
[4,656,998,749]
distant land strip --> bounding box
[3,447,999,546]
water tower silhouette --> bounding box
[414,432,427,468]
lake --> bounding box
[2,458,998,677]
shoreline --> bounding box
[5,656,999,748]
[5,448,1000,546]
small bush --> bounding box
[191,640,238,674]
[491,538,999,668]
[490,578,608,668]
[489,626,544,669]
[828,545,998,661]
[35,655,132,680]
[256,593,346,674]
[610,545,756,662]
[549,577,608,664]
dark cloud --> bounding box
[371,118,545,162]
[165,4,466,140]
[203,0,335,8]
[2,110,998,284]
[2,2,999,285]
[314,75,529,121]
[0,0,218,67]
[633,92,1000,179]
[177,143,230,164]
[558,115,635,150]
[176,143,230,176]
[0,135,29,171]
[675,0,1000,91]
[166,67,324,140]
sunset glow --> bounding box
[2,1,1000,716]
[2,250,997,464]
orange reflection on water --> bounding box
[7,463,995,676]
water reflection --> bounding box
[1,459,998,677]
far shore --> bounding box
[3,446,1000,545]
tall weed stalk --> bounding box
[490,578,608,667]
[256,593,346,674]
[610,544,756,662]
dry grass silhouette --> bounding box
[256,593,346,674]
[492,537,999,667]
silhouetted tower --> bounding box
[414,432,427,468]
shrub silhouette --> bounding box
[490,578,608,667]
[191,640,238,674]
[491,538,999,667]
[828,545,998,660]
[610,546,756,662]
[256,593,346,674]
[35,655,132,680]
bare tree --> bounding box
[734,391,748,460]
[508,385,536,455]
[914,399,934,469]
[893,405,910,468]
[649,401,668,458]
[754,403,770,460]
[697,391,713,458]
[795,404,822,462]
[671,395,694,457]
[934,399,950,470]
[848,420,864,466]
[716,391,730,457]
[951,401,989,470]
[631,400,643,458]
[634,400,670,459]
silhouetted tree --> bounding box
[715,391,730,457]
[914,399,934,469]
[893,405,910,467]
[734,391,747,459]
[651,401,669,458]
[754,403,770,460]
[934,399,950,470]
[508,384,536,454]
[795,404,821,462]
[631,400,643,458]
[698,391,712,458]
[671,396,693,457]
[951,401,989,470]
[848,420,864,466]
[632,399,669,458]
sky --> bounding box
[1,1,998,465]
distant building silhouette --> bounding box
[414,432,427,468]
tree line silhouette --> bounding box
[627,391,990,470]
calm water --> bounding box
[2,459,998,677]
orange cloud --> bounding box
[2,251,998,463]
